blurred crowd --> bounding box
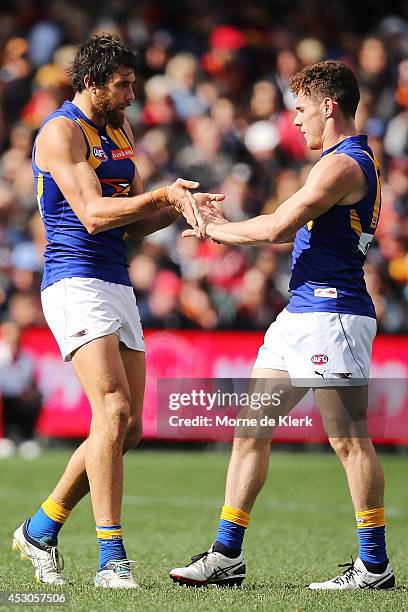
[0,0,408,334]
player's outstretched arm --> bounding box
[127,192,225,239]
[36,118,206,233]
[186,154,364,245]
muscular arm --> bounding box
[201,154,366,245]
[35,117,197,235]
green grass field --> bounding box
[0,448,406,611]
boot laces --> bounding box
[109,559,138,579]
[333,557,361,585]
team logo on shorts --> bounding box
[93,146,108,161]
[311,354,329,366]
[71,329,89,338]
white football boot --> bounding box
[309,557,395,590]
[12,520,67,585]
[170,547,246,587]
[94,560,139,588]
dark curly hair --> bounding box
[290,60,360,118]
[71,34,139,92]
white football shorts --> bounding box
[41,277,145,361]
[253,309,376,387]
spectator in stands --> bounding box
[0,319,42,458]
[0,0,407,335]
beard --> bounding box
[93,89,125,129]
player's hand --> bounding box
[182,192,227,238]
[166,178,201,228]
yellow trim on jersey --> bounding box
[36,172,44,212]
[106,125,128,148]
[349,208,363,237]
[106,126,136,167]
[74,118,103,170]
[362,150,381,230]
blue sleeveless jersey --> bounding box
[33,100,136,290]
[286,135,381,319]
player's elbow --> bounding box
[83,201,104,234]
[83,217,100,235]
[265,229,277,243]
[265,224,281,244]
[266,223,291,244]
[261,215,284,244]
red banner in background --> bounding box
[19,328,408,443]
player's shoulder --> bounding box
[304,151,366,203]
[314,150,363,182]
[36,116,86,156]
[39,115,82,138]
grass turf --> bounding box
[0,448,406,611]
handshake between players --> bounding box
[183,190,228,241]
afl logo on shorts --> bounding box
[93,146,108,161]
[311,354,329,366]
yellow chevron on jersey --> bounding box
[74,117,104,170]
[74,117,136,172]
[106,125,136,167]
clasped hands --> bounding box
[182,190,228,240]
[152,178,228,239]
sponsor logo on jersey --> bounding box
[92,146,108,161]
[111,146,134,160]
[311,354,329,366]
[314,287,337,298]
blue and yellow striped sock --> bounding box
[213,505,249,558]
[356,507,388,572]
[27,496,71,543]
[96,525,127,570]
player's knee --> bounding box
[124,417,143,450]
[329,437,351,460]
[232,437,271,453]
[99,393,131,436]
[329,436,367,461]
